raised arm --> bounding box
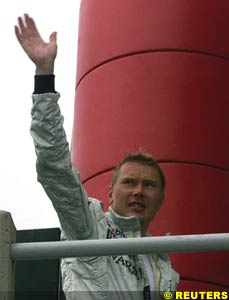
[15,13,57,75]
[15,15,97,241]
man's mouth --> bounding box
[129,202,145,211]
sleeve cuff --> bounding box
[33,75,57,94]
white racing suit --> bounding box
[30,92,179,300]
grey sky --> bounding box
[1,0,81,230]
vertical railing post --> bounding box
[0,211,16,300]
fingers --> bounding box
[14,25,21,41]
[24,14,38,32]
[17,14,30,34]
[14,15,28,45]
[17,16,26,33]
[15,14,39,37]
[49,32,57,43]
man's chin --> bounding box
[130,208,145,217]
[127,210,145,220]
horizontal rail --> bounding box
[11,233,229,261]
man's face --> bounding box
[109,162,164,235]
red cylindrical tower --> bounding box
[72,0,229,290]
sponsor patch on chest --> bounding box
[106,220,143,280]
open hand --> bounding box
[15,14,57,75]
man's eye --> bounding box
[144,182,156,188]
[123,179,133,185]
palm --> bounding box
[15,14,57,73]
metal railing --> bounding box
[11,232,229,261]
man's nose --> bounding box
[132,183,144,196]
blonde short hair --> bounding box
[111,152,166,191]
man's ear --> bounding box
[108,185,113,203]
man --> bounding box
[15,14,179,300]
